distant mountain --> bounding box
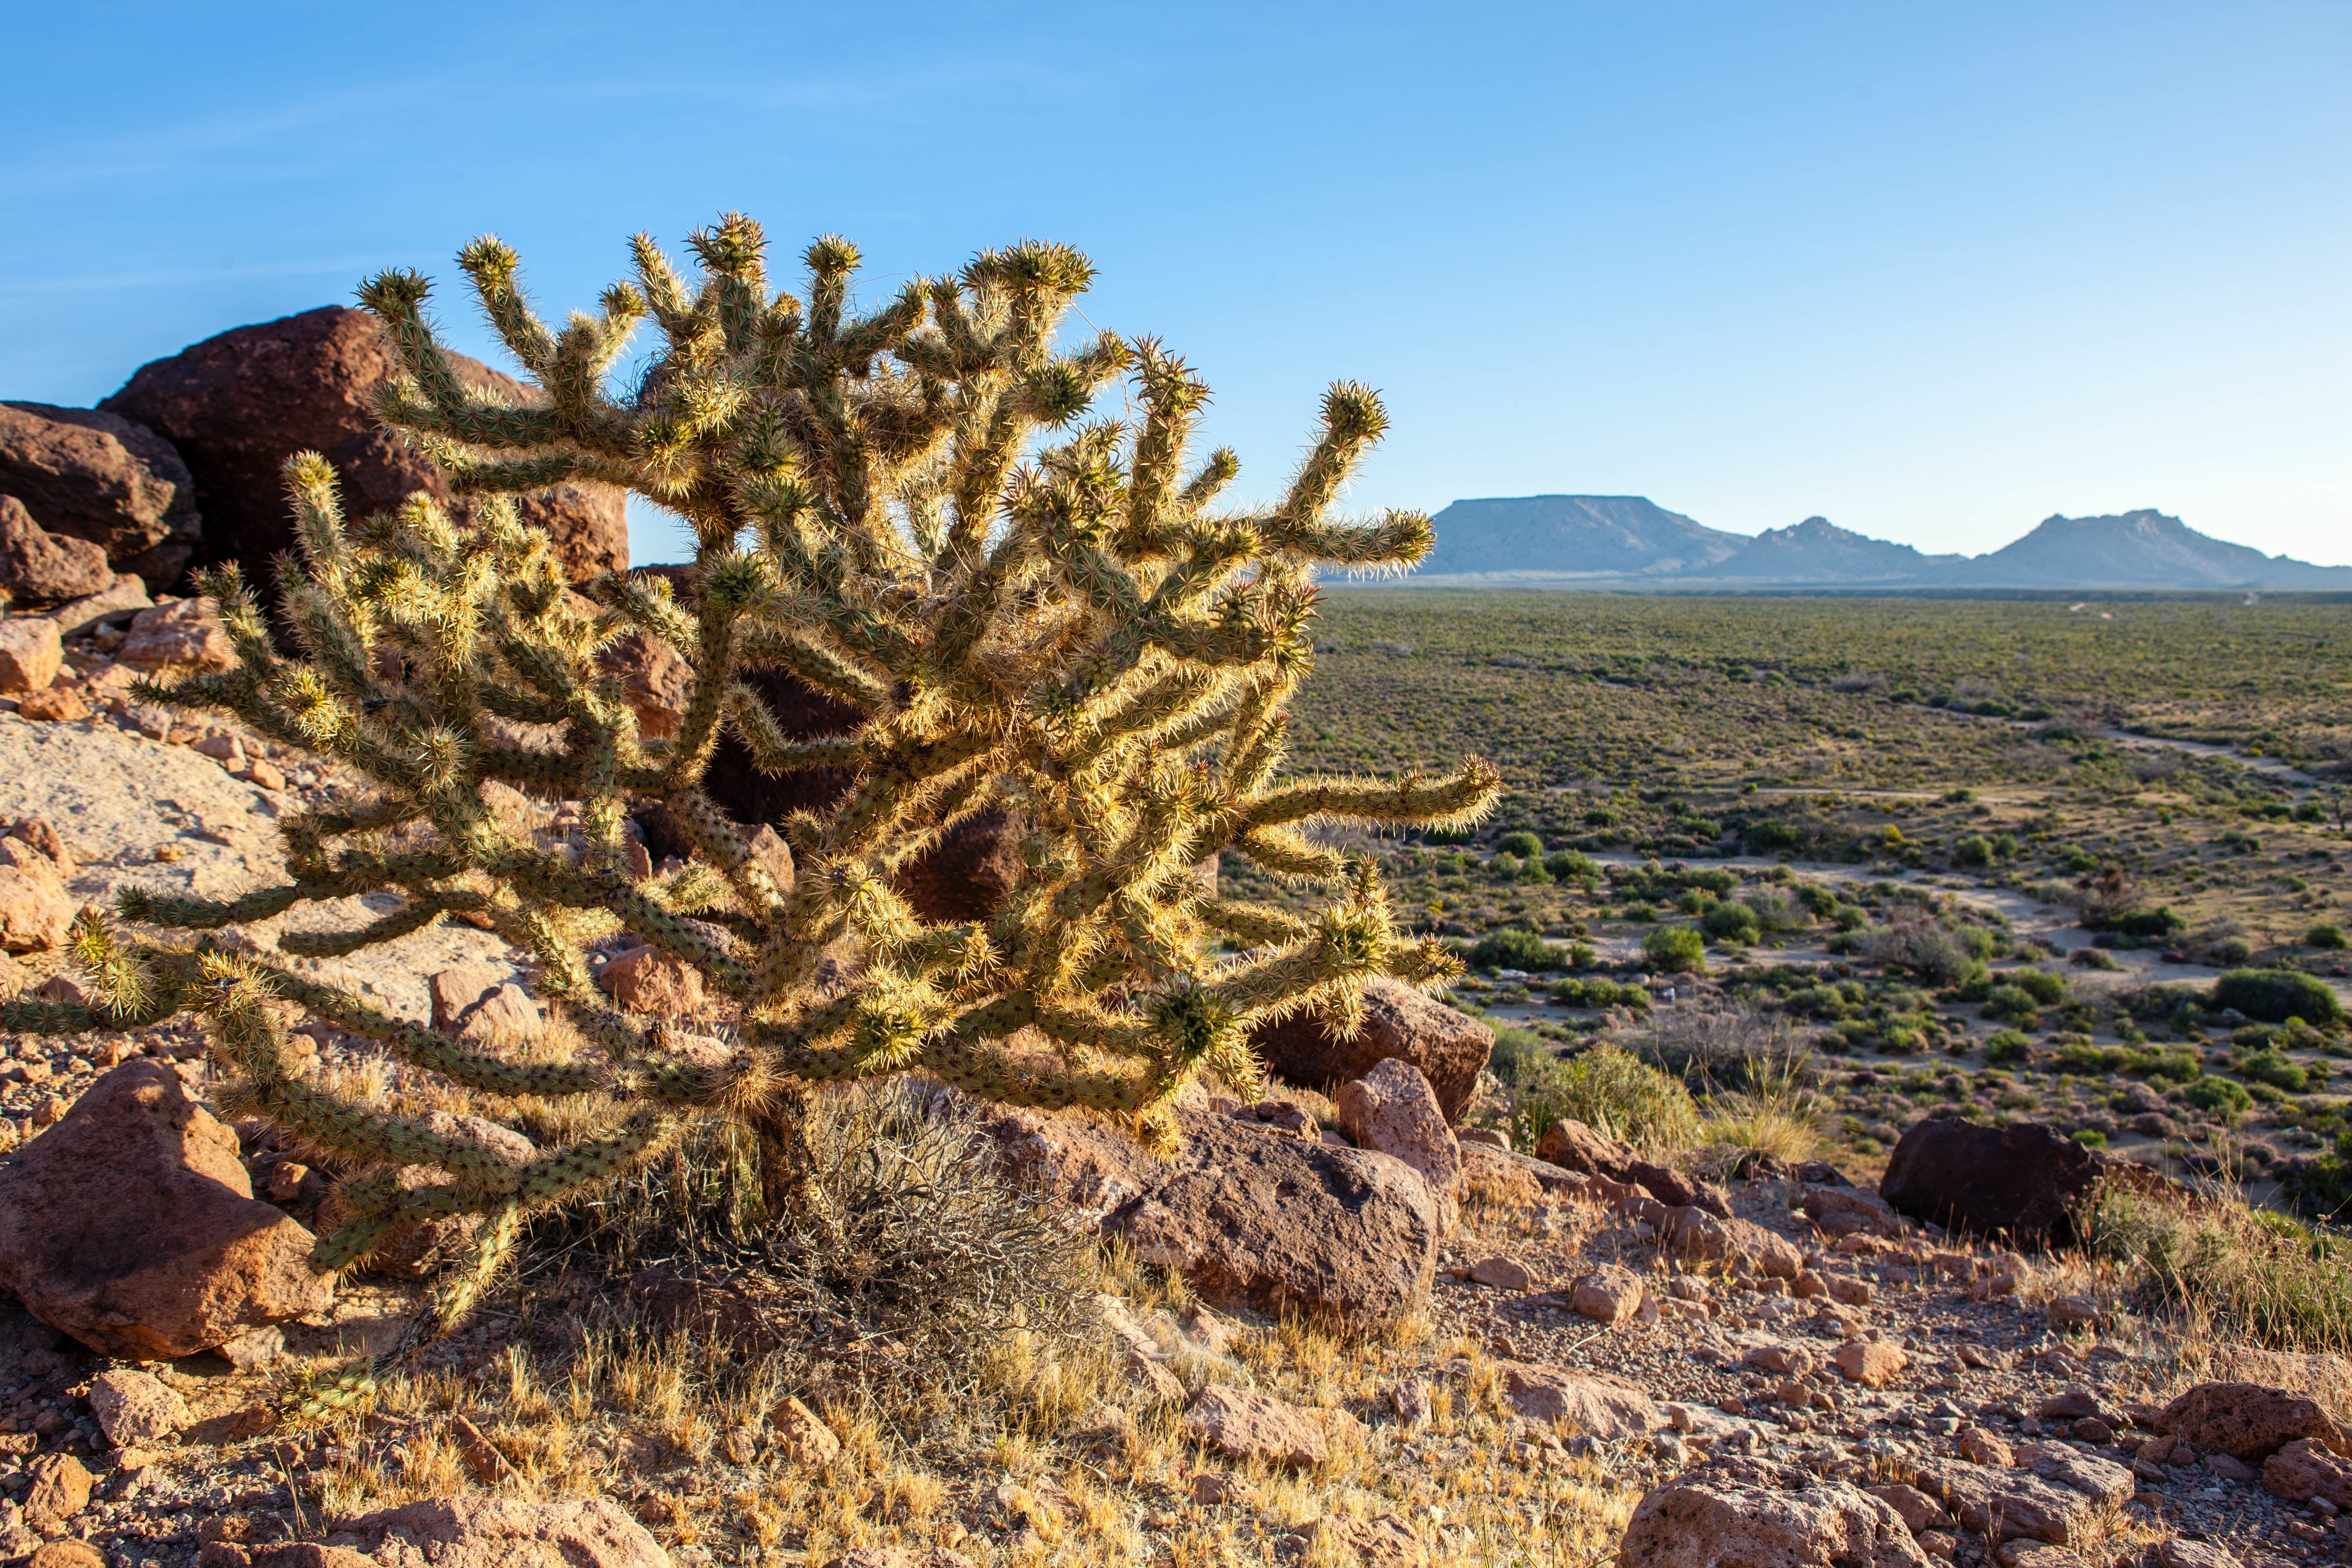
[1401,497,2352,590]
[1697,515,1957,583]
[1936,510,2352,589]
[1413,495,1744,578]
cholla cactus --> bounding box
[8,216,1497,1330]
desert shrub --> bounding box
[2308,924,2348,951]
[1550,976,1650,1011]
[2078,1185,2352,1353]
[1951,835,1995,868]
[1488,852,1525,882]
[1985,1029,2034,1064]
[1981,984,2044,1025]
[1741,888,1811,932]
[2235,1050,2310,1093]
[2212,937,2257,966]
[2105,906,2187,939]
[2213,969,2343,1026]
[2281,1131,2352,1221]
[1496,831,1544,860]
[2183,1077,2253,1119]
[1702,902,1761,946]
[1857,919,1978,986]
[1643,926,1706,973]
[1543,849,1599,884]
[1744,819,1803,853]
[1832,904,1870,932]
[1467,926,1563,971]
[1512,1042,1699,1153]
[2009,969,2067,1005]
[1797,884,1840,918]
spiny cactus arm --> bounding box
[1262,382,1386,548]
[584,571,699,656]
[1277,507,1436,572]
[1181,447,1241,510]
[1199,898,1316,945]
[427,1199,524,1334]
[1230,826,1346,881]
[733,625,892,713]
[1236,761,1503,833]
[723,687,860,773]
[253,962,605,1098]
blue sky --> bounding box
[4,2,2347,565]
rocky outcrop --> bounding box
[0,401,199,589]
[0,1061,332,1356]
[1535,1116,1730,1217]
[2157,1381,2343,1464]
[1878,1118,2104,1245]
[2264,1438,2352,1509]
[1800,1182,1905,1239]
[101,306,625,602]
[1615,1455,1930,1568]
[0,495,114,604]
[1248,977,1492,1122]
[990,1102,1441,1330]
[1907,1443,2133,1544]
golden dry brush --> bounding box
[5,215,1499,1328]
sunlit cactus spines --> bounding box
[6,215,1500,1334]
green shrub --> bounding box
[1550,976,1651,1011]
[1543,849,1599,884]
[1745,819,1803,853]
[1985,1029,2034,1064]
[2104,906,2186,939]
[1952,835,1995,868]
[2183,1076,2253,1119]
[1703,902,1762,946]
[1982,984,2043,1024]
[1468,926,1564,971]
[2213,969,2343,1026]
[2213,937,2256,966]
[1496,830,1544,860]
[2010,969,2067,1005]
[2236,1050,2310,1093]
[1832,904,1870,932]
[1489,852,1524,882]
[1584,808,1621,828]
[2071,1129,2109,1148]
[2307,924,2348,951]
[1643,926,1707,973]
[1513,1042,1699,1151]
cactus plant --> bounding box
[7,215,1499,1331]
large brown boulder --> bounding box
[1616,1456,1930,1568]
[0,400,199,589]
[0,1061,332,1356]
[991,1101,1441,1330]
[2157,1381,2343,1464]
[1248,977,1493,1123]
[101,305,625,598]
[1334,1057,1462,1225]
[1878,1117,2103,1245]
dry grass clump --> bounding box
[1696,1046,1827,1168]
[2076,1183,2352,1355]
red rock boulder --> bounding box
[0,1060,333,1356]
[0,495,115,605]
[0,400,199,590]
[101,306,625,600]
[1248,977,1493,1123]
[1878,1117,2104,1246]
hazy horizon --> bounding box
[6,2,2347,568]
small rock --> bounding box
[334,1496,669,1568]
[218,1324,284,1371]
[1468,1255,1536,1291]
[28,1542,108,1568]
[1334,1057,1462,1223]
[770,1395,840,1467]
[242,760,284,791]
[1385,1379,1431,1431]
[89,1368,188,1446]
[2203,1452,2256,1483]
[2044,1295,2102,1329]
[1827,1274,1874,1306]
[0,863,73,952]
[0,618,62,696]
[1190,1471,1248,1506]
[1834,1339,1909,1389]
[1958,1427,2014,1467]
[23,1454,92,1525]
[2154,1542,2241,1568]
[1186,1385,1337,1469]
[1568,1264,1646,1326]
[15,687,90,723]
[117,597,237,674]
[1304,1512,1424,1568]
[1498,1362,1660,1438]
[596,945,708,1017]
